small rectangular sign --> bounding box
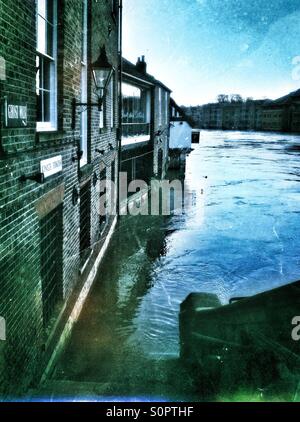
[0,316,5,341]
[40,156,63,178]
[4,99,28,127]
[0,56,5,81]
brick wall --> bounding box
[0,0,120,397]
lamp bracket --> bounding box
[72,149,84,162]
[72,98,103,130]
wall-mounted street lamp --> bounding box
[72,46,114,130]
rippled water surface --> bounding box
[53,130,300,400]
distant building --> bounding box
[169,99,199,169]
[261,104,285,132]
[169,98,196,150]
[184,89,300,133]
[261,89,300,132]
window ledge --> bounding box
[36,126,58,134]
[122,135,150,146]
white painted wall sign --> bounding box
[0,56,6,81]
[40,156,63,178]
[0,316,5,341]
[8,105,18,119]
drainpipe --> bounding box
[116,0,123,216]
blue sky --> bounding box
[123,0,300,105]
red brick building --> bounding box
[120,56,171,210]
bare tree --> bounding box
[230,94,243,103]
[217,94,229,103]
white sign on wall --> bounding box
[0,316,5,341]
[40,156,63,178]
[0,56,5,81]
[8,105,19,119]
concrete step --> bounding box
[27,357,198,401]
[27,380,139,401]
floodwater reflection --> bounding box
[52,130,300,401]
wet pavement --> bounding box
[43,130,300,401]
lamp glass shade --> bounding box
[92,68,111,92]
[91,47,113,93]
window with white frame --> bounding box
[99,103,105,129]
[158,87,162,126]
[36,0,57,131]
[110,76,114,128]
[80,0,88,166]
[165,91,169,124]
[121,82,151,140]
[99,92,105,129]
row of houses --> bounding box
[0,0,178,396]
[184,89,300,133]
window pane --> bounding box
[99,110,104,128]
[122,83,140,98]
[36,0,57,128]
[46,22,53,57]
[43,58,51,91]
[36,56,40,95]
[122,83,148,124]
[37,90,43,121]
[81,0,87,63]
[38,0,46,18]
[47,0,53,23]
[37,15,46,53]
[44,91,51,122]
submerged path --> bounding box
[39,130,300,401]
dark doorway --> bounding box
[40,205,63,334]
[80,181,91,266]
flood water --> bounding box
[50,130,300,401]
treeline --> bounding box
[216,94,256,104]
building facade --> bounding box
[184,90,300,133]
[0,0,121,396]
[261,90,300,132]
[121,56,171,206]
